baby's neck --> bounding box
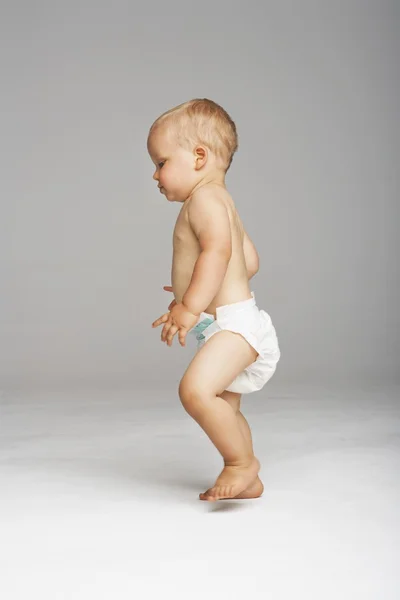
[190,171,227,196]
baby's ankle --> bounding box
[224,455,256,468]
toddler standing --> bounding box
[149,99,280,501]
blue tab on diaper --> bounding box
[191,317,214,341]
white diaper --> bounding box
[189,292,281,394]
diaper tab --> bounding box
[191,317,215,341]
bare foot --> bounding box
[200,476,264,501]
[234,476,264,499]
[199,457,260,501]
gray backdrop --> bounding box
[1,1,399,391]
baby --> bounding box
[149,99,281,501]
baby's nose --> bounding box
[153,171,159,181]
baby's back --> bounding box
[172,185,255,317]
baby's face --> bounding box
[147,127,198,203]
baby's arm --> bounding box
[182,191,232,316]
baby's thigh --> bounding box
[180,330,258,397]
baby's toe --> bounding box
[207,487,218,501]
[199,488,213,501]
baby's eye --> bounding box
[158,161,165,168]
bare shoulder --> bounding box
[187,186,232,253]
[187,186,230,232]
[187,185,228,210]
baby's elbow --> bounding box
[248,266,259,279]
[248,257,259,276]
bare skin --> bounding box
[149,128,263,501]
[170,184,257,317]
[200,390,264,501]
[170,187,262,501]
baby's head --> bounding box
[147,98,238,202]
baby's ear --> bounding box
[194,145,207,169]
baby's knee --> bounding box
[178,377,208,415]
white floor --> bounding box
[0,383,399,600]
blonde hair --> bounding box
[148,98,239,172]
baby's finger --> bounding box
[152,313,169,328]
[178,329,187,347]
[163,286,173,292]
[166,324,179,346]
[161,320,173,342]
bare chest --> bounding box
[173,206,199,256]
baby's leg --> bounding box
[179,330,260,501]
[220,391,254,454]
[210,390,264,500]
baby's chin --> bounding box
[164,189,187,203]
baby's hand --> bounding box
[152,302,199,347]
